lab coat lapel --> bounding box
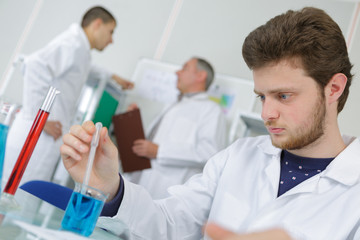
[248,137,360,233]
[145,101,177,137]
[259,141,282,194]
[146,92,208,137]
[284,137,360,196]
[264,155,281,194]
[253,140,319,223]
[262,137,360,202]
[320,137,360,187]
[248,174,320,231]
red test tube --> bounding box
[3,86,60,195]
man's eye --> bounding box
[279,94,290,100]
[257,95,265,101]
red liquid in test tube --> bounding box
[4,110,49,194]
[3,87,59,195]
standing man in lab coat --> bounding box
[60,7,358,240]
[4,6,133,185]
[126,57,227,199]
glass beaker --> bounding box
[61,182,108,237]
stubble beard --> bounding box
[268,95,326,150]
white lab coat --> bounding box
[4,24,111,185]
[102,135,360,240]
[125,93,227,199]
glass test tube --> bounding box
[0,104,18,191]
[3,87,59,195]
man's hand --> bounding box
[132,139,158,159]
[112,74,134,90]
[205,223,292,240]
[127,103,138,112]
[60,121,120,201]
[44,121,62,140]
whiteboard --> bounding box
[119,58,258,143]
[132,59,180,103]
[118,58,181,133]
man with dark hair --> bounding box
[61,7,359,240]
[4,6,133,185]
[126,57,227,199]
[81,6,115,28]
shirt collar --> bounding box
[282,150,334,170]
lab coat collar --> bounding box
[279,136,360,196]
[257,137,281,155]
[257,136,360,195]
[257,137,282,193]
[69,23,91,52]
[321,136,360,186]
[181,91,208,101]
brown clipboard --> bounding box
[112,109,151,172]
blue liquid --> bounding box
[0,123,9,191]
[61,191,105,236]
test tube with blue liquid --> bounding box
[61,122,108,237]
[0,103,18,191]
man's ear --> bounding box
[326,73,347,104]
[91,18,103,30]
[196,70,207,84]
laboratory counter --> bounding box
[0,186,129,240]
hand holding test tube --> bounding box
[61,122,109,237]
[82,122,102,193]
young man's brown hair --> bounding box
[242,7,353,113]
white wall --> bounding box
[339,2,360,136]
[1,0,359,136]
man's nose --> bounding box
[261,99,279,122]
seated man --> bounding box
[125,57,227,199]
[60,7,358,240]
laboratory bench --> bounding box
[0,186,128,240]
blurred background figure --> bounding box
[125,57,227,199]
[3,6,133,186]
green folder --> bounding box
[92,90,119,129]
